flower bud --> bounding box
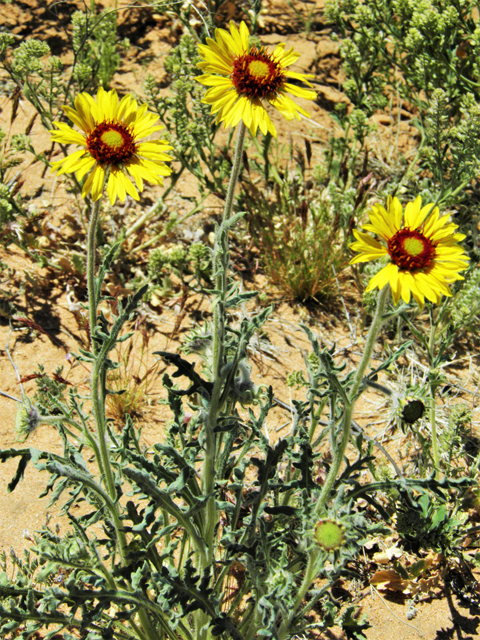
[401,398,425,424]
[314,519,345,551]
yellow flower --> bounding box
[349,196,469,308]
[196,21,316,137]
[50,87,172,204]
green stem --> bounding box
[314,285,389,515]
[213,122,246,374]
[87,197,102,356]
[84,182,164,640]
[427,313,440,479]
[85,183,119,509]
[277,286,389,640]
[90,360,117,498]
[85,173,119,505]
[427,307,436,364]
[85,194,129,573]
[202,122,247,560]
[277,548,319,640]
[429,390,440,479]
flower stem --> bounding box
[314,285,389,517]
[85,190,124,514]
[211,122,247,384]
[202,121,246,560]
[85,180,119,505]
[277,286,389,640]
[429,388,440,478]
[85,187,164,640]
[277,547,319,640]
[87,197,102,356]
[427,316,440,479]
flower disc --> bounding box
[231,48,286,98]
[387,229,436,271]
[87,122,136,165]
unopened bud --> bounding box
[314,519,346,551]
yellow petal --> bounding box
[412,272,441,304]
[107,171,123,204]
[387,196,403,230]
[137,142,173,161]
[50,122,87,146]
[276,91,311,118]
[273,44,300,67]
[82,164,105,201]
[198,74,234,88]
[62,105,90,133]
[52,149,88,175]
[284,82,317,101]
[216,27,240,58]
[75,156,96,181]
[404,196,424,229]
[365,264,393,292]
[397,272,412,304]
[285,70,315,87]
[117,93,134,121]
[74,93,95,131]
[108,170,139,204]
[366,203,397,238]
[352,229,385,250]
[126,160,147,190]
[228,21,248,56]
[239,21,250,51]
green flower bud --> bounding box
[15,399,41,442]
[314,519,346,551]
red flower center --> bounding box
[387,228,436,271]
[231,47,286,99]
[86,122,136,165]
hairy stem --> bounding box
[86,189,118,507]
[202,121,247,560]
[277,286,389,640]
[315,285,389,515]
[85,190,127,554]
[427,317,440,478]
[429,389,440,478]
[85,186,165,640]
[87,197,102,356]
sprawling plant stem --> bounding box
[87,195,103,358]
[86,185,117,505]
[190,122,246,640]
[202,122,247,553]
[85,188,162,640]
[429,387,440,478]
[277,285,389,640]
[427,320,440,478]
[315,284,389,514]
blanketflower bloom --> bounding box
[196,21,316,137]
[50,88,172,204]
[349,196,469,308]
